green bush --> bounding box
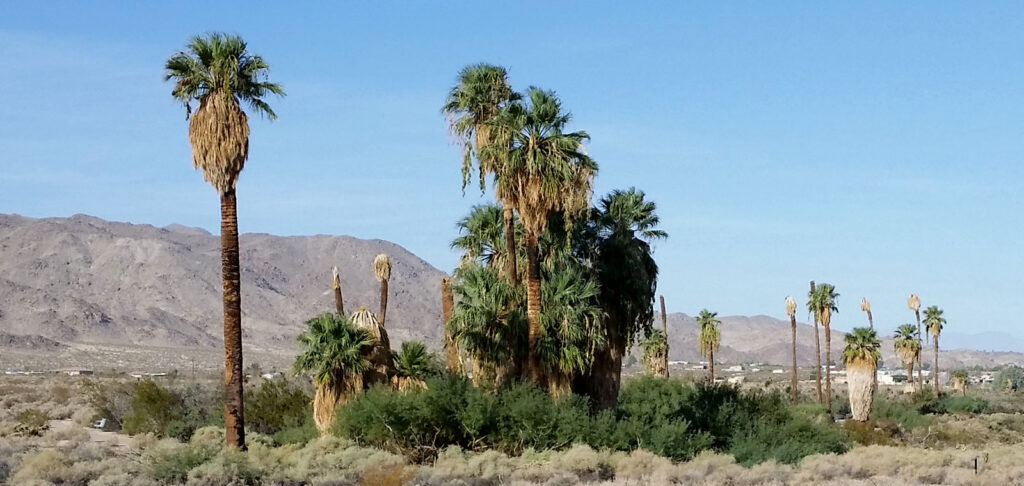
[335,375,845,465]
[918,394,990,415]
[122,380,221,440]
[148,444,218,484]
[993,366,1024,392]
[244,377,311,435]
[872,397,932,430]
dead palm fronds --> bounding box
[350,306,393,386]
[374,254,392,327]
[332,266,345,316]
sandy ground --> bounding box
[48,419,133,449]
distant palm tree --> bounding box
[808,283,839,414]
[660,295,670,378]
[809,281,822,403]
[894,324,921,393]
[908,294,922,390]
[951,370,969,396]
[392,341,438,391]
[641,329,669,377]
[293,313,373,435]
[697,309,721,382]
[923,305,946,393]
[443,64,521,285]
[786,296,798,402]
[485,88,597,385]
[165,33,284,449]
[374,254,392,327]
[842,327,881,421]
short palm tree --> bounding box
[374,254,392,327]
[444,64,521,286]
[293,313,373,435]
[808,283,839,413]
[842,327,881,421]
[350,306,392,386]
[391,341,438,391]
[485,88,597,385]
[536,261,604,397]
[165,33,284,449]
[894,324,921,392]
[697,309,721,382]
[786,296,798,402]
[951,370,969,396]
[923,305,946,393]
[907,294,922,390]
[641,329,669,377]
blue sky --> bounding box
[2,2,1022,345]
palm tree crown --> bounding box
[393,341,439,380]
[807,283,840,326]
[165,33,284,194]
[923,305,946,340]
[697,309,722,356]
[894,324,921,362]
[293,313,373,386]
[841,327,881,365]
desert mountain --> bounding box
[0,213,445,354]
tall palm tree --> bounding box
[441,276,461,375]
[293,313,373,435]
[908,294,922,390]
[485,88,597,385]
[331,266,345,316]
[165,33,284,449]
[660,295,670,378]
[841,327,881,421]
[641,329,669,377]
[951,370,969,396]
[374,254,392,327]
[809,281,822,404]
[808,283,839,414]
[786,296,798,403]
[860,298,873,329]
[451,203,523,273]
[443,64,521,286]
[577,188,665,409]
[697,309,721,382]
[923,305,946,393]
[894,324,921,393]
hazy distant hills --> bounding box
[0,213,446,354]
[1,213,1022,370]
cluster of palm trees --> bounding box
[785,282,950,421]
[442,64,670,407]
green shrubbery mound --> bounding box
[334,375,848,464]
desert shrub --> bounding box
[730,415,848,465]
[123,380,220,441]
[872,397,931,430]
[185,448,262,485]
[841,419,901,446]
[273,423,318,445]
[147,442,219,484]
[923,395,990,415]
[993,366,1024,392]
[82,379,134,430]
[15,408,49,430]
[244,377,311,436]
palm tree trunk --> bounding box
[332,268,345,316]
[660,295,669,378]
[586,310,624,410]
[708,348,714,382]
[220,189,245,449]
[441,277,460,375]
[906,360,915,393]
[915,310,922,391]
[825,324,832,414]
[379,279,389,328]
[847,360,875,421]
[790,315,798,403]
[524,232,543,385]
[867,310,873,330]
[502,204,519,286]
[934,337,940,394]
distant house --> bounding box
[771,369,785,374]
[55,368,94,376]
[725,365,744,373]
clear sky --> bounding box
[2,2,1022,344]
